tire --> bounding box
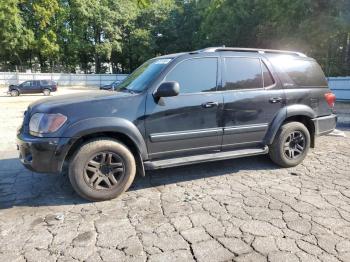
[269,122,310,168]
[43,89,51,96]
[10,90,19,96]
[68,138,136,201]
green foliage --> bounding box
[0,0,34,68]
[0,0,349,75]
[200,0,350,75]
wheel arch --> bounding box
[265,105,316,148]
[61,118,148,176]
[64,131,146,177]
[10,88,20,94]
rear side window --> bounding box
[165,57,217,93]
[40,80,49,86]
[272,58,327,87]
[222,57,263,90]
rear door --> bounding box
[220,56,285,149]
[145,57,224,160]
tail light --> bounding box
[324,92,336,108]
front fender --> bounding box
[61,117,148,159]
[264,104,316,145]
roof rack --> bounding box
[197,47,307,57]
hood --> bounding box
[23,89,146,138]
[29,90,130,113]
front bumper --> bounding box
[17,133,73,174]
[312,114,337,136]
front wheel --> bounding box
[10,90,19,96]
[69,138,136,201]
[269,122,310,168]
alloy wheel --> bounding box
[83,152,125,190]
[283,131,305,159]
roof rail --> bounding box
[197,47,307,58]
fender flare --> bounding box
[264,104,316,145]
[61,117,148,159]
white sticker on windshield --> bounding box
[155,59,171,64]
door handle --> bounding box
[269,97,282,104]
[202,101,219,108]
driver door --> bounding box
[145,57,224,160]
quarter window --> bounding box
[165,57,218,93]
[275,59,328,87]
[223,57,263,90]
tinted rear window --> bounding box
[271,57,327,87]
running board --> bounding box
[144,146,269,170]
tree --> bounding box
[20,0,61,72]
[0,0,33,70]
[0,0,348,75]
[199,0,350,76]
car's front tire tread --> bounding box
[68,138,136,201]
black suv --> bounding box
[17,47,337,201]
[9,80,57,96]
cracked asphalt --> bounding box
[1,89,350,262]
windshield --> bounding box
[116,58,171,93]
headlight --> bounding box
[29,113,67,134]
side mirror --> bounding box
[154,81,180,99]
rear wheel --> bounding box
[269,122,310,167]
[69,138,136,201]
[10,90,19,96]
[43,89,51,96]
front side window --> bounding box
[165,57,218,93]
[222,57,263,90]
[22,81,31,87]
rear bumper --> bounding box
[312,114,337,136]
[17,133,73,174]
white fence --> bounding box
[0,72,128,87]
